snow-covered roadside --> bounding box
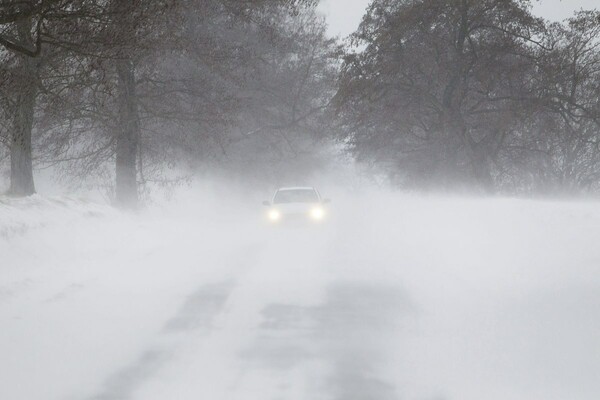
[0,195,114,240]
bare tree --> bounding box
[334,0,546,191]
[0,2,47,195]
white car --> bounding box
[263,187,330,224]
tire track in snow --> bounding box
[124,235,331,400]
[87,242,264,400]
[89,280,236,400]
[249,281,412,400]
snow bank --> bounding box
[0,195,114,240]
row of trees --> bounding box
[0,0,336,207]
[335,0,600,194]
[2,0,600,201]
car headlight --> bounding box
[268,209,281,222]
[309,207,325,220]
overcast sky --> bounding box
[318,0,600,37]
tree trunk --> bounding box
[470,145,494,193]
[9,86,36,196]
[115,57,140,208]
[8,20,37,197]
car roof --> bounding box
[276,187,316,191]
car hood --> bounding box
[273,202,320,214]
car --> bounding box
[262,187,330,224]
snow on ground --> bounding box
[1,188,600,400]
[0,195,113,239]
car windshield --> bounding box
[273,189,319,204]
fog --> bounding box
[2,180,600,400]
[2,1,600,399]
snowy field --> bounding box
[1,188,600,400]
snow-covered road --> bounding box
[2,192,600,400]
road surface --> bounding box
[1,194,600,400]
